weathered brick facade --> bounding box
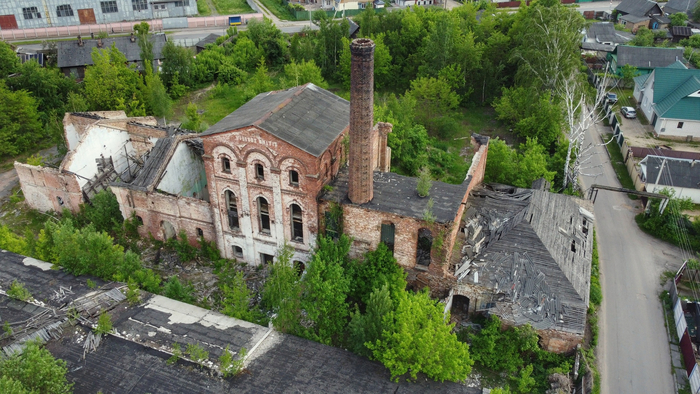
[348,38,375,205]
[15,163,83,213]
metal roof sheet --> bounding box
[57,34,168,69]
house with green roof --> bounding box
[634,61,700,139]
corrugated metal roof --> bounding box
[616,0,661,16]
[200,84,350,157]
[615,45,685,69]
[57,34,168,69]
[651,67,700,121]
[644,155,700,188]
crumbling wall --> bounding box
[157,142,208,199]
[15,163,82,213]
[111,186,215,245]
[538,328,583,354]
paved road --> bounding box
[580,122,681,394]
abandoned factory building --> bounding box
[14,38,594,351]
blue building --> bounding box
[0,0,198,30]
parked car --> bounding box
[621,106,636,119]
[606,92,618,104]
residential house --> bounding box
[615,0,664,26]
[663,0,699,19]
[452,181,595,353]
[194,33,220,53]
[608,45,685,75]
[640,155,700,202]
[334,0,375,11]
[57,33,168,80]
[582,22,633,53]
[0,250,478,393]
[650,14,671,29]
[620,146,700,191]
[634,62,700,138]
[620,14,652,32]
[671,26,694,42]
[0,0,197,30]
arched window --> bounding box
[232,245,243,258]
[222,157,231,173]
[289,170,299,186]
[416,228,432,266]
[291,204,303,242]
[258,197,271,233]
[255,163,264,180]
[225,191,239,230]
[294,260,305,276]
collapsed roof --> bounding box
[457,184,594,334]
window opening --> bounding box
[294,261,305,276]
[291,204,303,242]
[255,164,264,180]
[196,228,203,237]
[258,197,271,233]
[23,7,41,19]
[380,223,395,253]
[678,122,685,129]
[175,0,191,5]
[261,253,274,264]
[56,4,74,17]
[416,228,433,266]
[100,1,118,13]
[571,240,577,253]
[233,245,243,258]
[136,216,144,224]
[225,191,239,230]
[222,157,231,173]
[290,170,299,186]
[57,196,64,206]
[132,0,149,11]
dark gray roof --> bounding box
[616,0,662,16]
[664,0,698,15]
[0,250,478,394]
[615,45,685,69]
[651,14,671,23]
[672,26,693,37]
[57,34,168,69]
[201,84,350,158]
[321,167,470,224]
[195,33,220,49]
[348,18,360,36]
[459,185,594,334]
[586,22,632,44]
[644,155,700,189]
[582,42,617,52]
[620,13,651,23]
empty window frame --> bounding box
[380,223,395,253]
[153,3,167,10]
[416,228,433,266]
[294,260,305,276]
[678,122,685,129]
[233,245,243,258]
[291,204,303,242]
[222,157,231,173]
[101,1,119,13]
[225,191,239,230]
[258,197,271,233]
[261,253,274,264]
[56,4,74,17]
[175,0,191,5]
[255,163,265,180]
[23,7,41,19]
[289,170,299,186]
[196,228,204,237]
[571,240,577,253]
[132,0,149,11]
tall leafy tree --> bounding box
[134,22,154,74]
[0,40,19,78]
[262,245,302,333]
[0,81,43,157]
[0,339,73,394]
[282,59,327,88]
[348,283,394,358]
[161,41,194,88]
[83,44,143,112]
[314,15,349,81]
[4,60,78,117]
[493,86,563,149]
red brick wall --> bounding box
[15,163,83,213]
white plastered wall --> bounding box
[157,142,208,200]
[64,125,135,188]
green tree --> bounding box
[630,26,654,47]
[231,36,264,72]
[299,235,351,345]
[493,86,563,149]
[694,1,700,22]
[83,44,143,112]
[282,59,328,88]
[0,40,19,77]
[375,94,429,176]
[262,245,302,333]
[94,310,113,335]
[485,138,556,188]
[407,76,460,132]
[347,242,407,305]
[161,41,194,88]
[247,58,275,97]
[4,60,79,117]
[368,289,472,382]
[313,14,349,80]
[144,72,172,118]
[370,33,393,89]
[515,138,556,188]
[221,271,256,322]
[670,12,688,27]
[348,283,394,358]
[484,138,519,185]
[134,22,154,74]
[245,18,289,67]
[163,276,196,303]
[0,339,73,394]
[338,36,352,90]
[0,81,44,157]
[620,64,640,88]
[181,103,207,132]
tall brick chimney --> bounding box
[348,38,375,205]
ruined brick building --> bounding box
[15,38,592,353]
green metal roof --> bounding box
[653,67,700,121]
[666,60,688,69]
[634,73,650,86]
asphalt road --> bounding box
[580,122,682,394]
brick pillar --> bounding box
[348,38,375,205]
[377,122,392,172]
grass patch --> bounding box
[637,110,650,125]
[171,83,251,128]
[198,0,212,16]
[0,186,59,237]
[212,0,254,14]
[604,134,638,200]
[257,0,297,20]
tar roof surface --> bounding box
[57,34,168,69]
[321,167,470,223]
[587,22,632,44]
[664,0,698,14]
[615,45,685,69]
[200,84,350,157]
[195,33,221,48]
[619,13,651,23]
[0,251,479,394]
[644,155,700,189]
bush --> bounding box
[163,276,196,304]
[416,167,432,197]
[0,339,73,394]
[94,310,113,335]
[7,280,32,301]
